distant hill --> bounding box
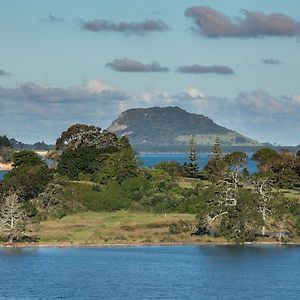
[108,107,260,149]
[9,139,54,151]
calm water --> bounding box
[0,154,257,182]
[140,153,258,174]
[0,246,299,299]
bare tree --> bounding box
[204,153,248,229]
[0,192,28,243]
[252,176,274,236]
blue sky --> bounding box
[0,0,300,145]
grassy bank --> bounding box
[21,211,296,246]
[33,211,207,245]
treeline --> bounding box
[0,127,300,243]
[0,135,54,152]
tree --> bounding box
[272,194,294,243]
[197,152,254,242]
[220,190,261,243]
[1,151,51,200]
[0,192,28,243]
[0,147,13,164]
[251,173,277,236]
[203,138,225,181]
[252,148,280,173]
[252,148,300,188]
[212,137,222,160]
[12,150,47,168]
[0,135,11,149]
[56,124,139,183]
[186,135,199,177]
[56,124,120,151]
[57,146,103,180]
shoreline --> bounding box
[1,241,299,248]
[0,163,12,171]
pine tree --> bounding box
[212,137,222,159]
[203,137,224,181]
[187,135,199,177]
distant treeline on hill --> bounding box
[134,144,300,154]
[9,138,55,151]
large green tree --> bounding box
[1,151,51,200]
[56,125,139,184]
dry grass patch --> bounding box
[34,211,197,244]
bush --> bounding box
[169,219,194,234]
[154,161,183,177]
[73,181,131,212]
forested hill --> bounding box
[108,106,260,148]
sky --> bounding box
[0,0,300,145]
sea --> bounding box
[0,170,7,181]
[0,153,257,183]
[0,245,299,299]
[139,152,258,174]
[0,156,295,300]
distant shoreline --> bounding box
[0,241,298,248]
[0,163,12,171]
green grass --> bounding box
[280,187,300,200]
[34,211,204,244]
[176,177,211,189]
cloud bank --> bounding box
[81,19,170,34]
[0,81,128,142]
[106,58,169,73]
[176,65,234,75]
[0,82,299,145]
[185,6,300,37]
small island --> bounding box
[1,124,300,247]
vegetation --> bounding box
[108,106,257,147]
[0,192,29,242]
[185,135,199,177]
[35,211,198,245]
[0,135,13,164]
[1,123,300,245]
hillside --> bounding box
[108,106,260,148]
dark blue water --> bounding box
[0,246,299,299]
[0,170,7,181]
[140,153,258,174]
[0,155,257,182]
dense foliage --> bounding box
[0,135,12,148]
[1,124,300,244]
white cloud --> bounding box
[292,95,300,105]
[185,86,204,98]
[84,80,114,94]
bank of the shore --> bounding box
[0,211,296,248]
[0,163,12,171]
[0,240,297,248]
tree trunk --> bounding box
[262,207,266,236]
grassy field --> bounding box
[32,211,227,245]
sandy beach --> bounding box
[0,163,12,171]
